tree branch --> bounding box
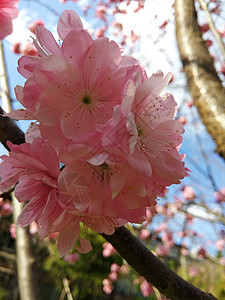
[103,226,217,300]
[0,107,25,150]
[198,0,225,61]
[174,0,225,159]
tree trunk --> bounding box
[174,0,225,159]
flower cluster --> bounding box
[0,10,188,256]
[0,0,19,40]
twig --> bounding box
[198,0,225,61]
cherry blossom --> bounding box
[182,186,196,201]
[0,9,189,257]
[102,242,116,257]
[7,10,141,144]
[140,280,154,297]
[0,0,19,40]
[214,187,225,203]
[28,19,44,34]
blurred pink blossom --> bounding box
[10,223,16,239]
[188,266,198,277]
[12,42,21,54]
[139,228,150,240]
[215,239,225,251]
[220,257,225,266]
[110,263,120,273]
[64,253,80,263]
[29,221,38,235]
[155,223,167,234]
[155,244,169,257]
[108,271,118,281]
[182,186,196,201]
[103,242,116,257]
[1,200,13,216]
[140,280,154,297]
[200,23,210,33]
[103,278,113,294]
[198,247,206,259]
[214,187,225,203]
[28,19,44,34]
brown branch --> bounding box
[174,0,225,159]
[103,226,217,300]
[0,107,25,150]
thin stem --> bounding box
[198,0,225,61]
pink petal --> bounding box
[136,71,171,104]
[17,55,40,79]
[57,10,83,40]
[35,25,61,56]
[110,173,126,199]
[62,29,92,70]
[57,220,80,256]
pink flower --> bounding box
[1,200,13,216]
[108,271,118,281]
[155,223,166,233]
[0,0,19,40]
[64,253,80,263]
[28,19,44,34]
[215,239,225,251]
[101,73,188,196]
[188,266,198,277]
[162,230,174,247]
[200,23,210,33]
[10,223,16,239]
[95,26,107,38]
[220,257,225,266]
[160,20,168,29]
[178,116,187,125]
[198,247,206,259]
[110,263,120,273]
[12,42,21,54]
[22,43,39,56]
[139,228,150,240]
[8,10,140,144]
[103,278,113,294]
[29,221,38,235]
[220,63,225,77]
[0,138,62,238]
[182,186,196,201]
[96,5,107,22]
[103,242,116,257]
[214,187,225,203]
[155,244,169,257]
[140,280,154,297]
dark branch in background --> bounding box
[0,107,25,150]
[103,227,217,300]
[174,0,225,160]
[0,115,218,299]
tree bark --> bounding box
[174,0,225,159]
[103,227,217,300]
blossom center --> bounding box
[82,94,92,105]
